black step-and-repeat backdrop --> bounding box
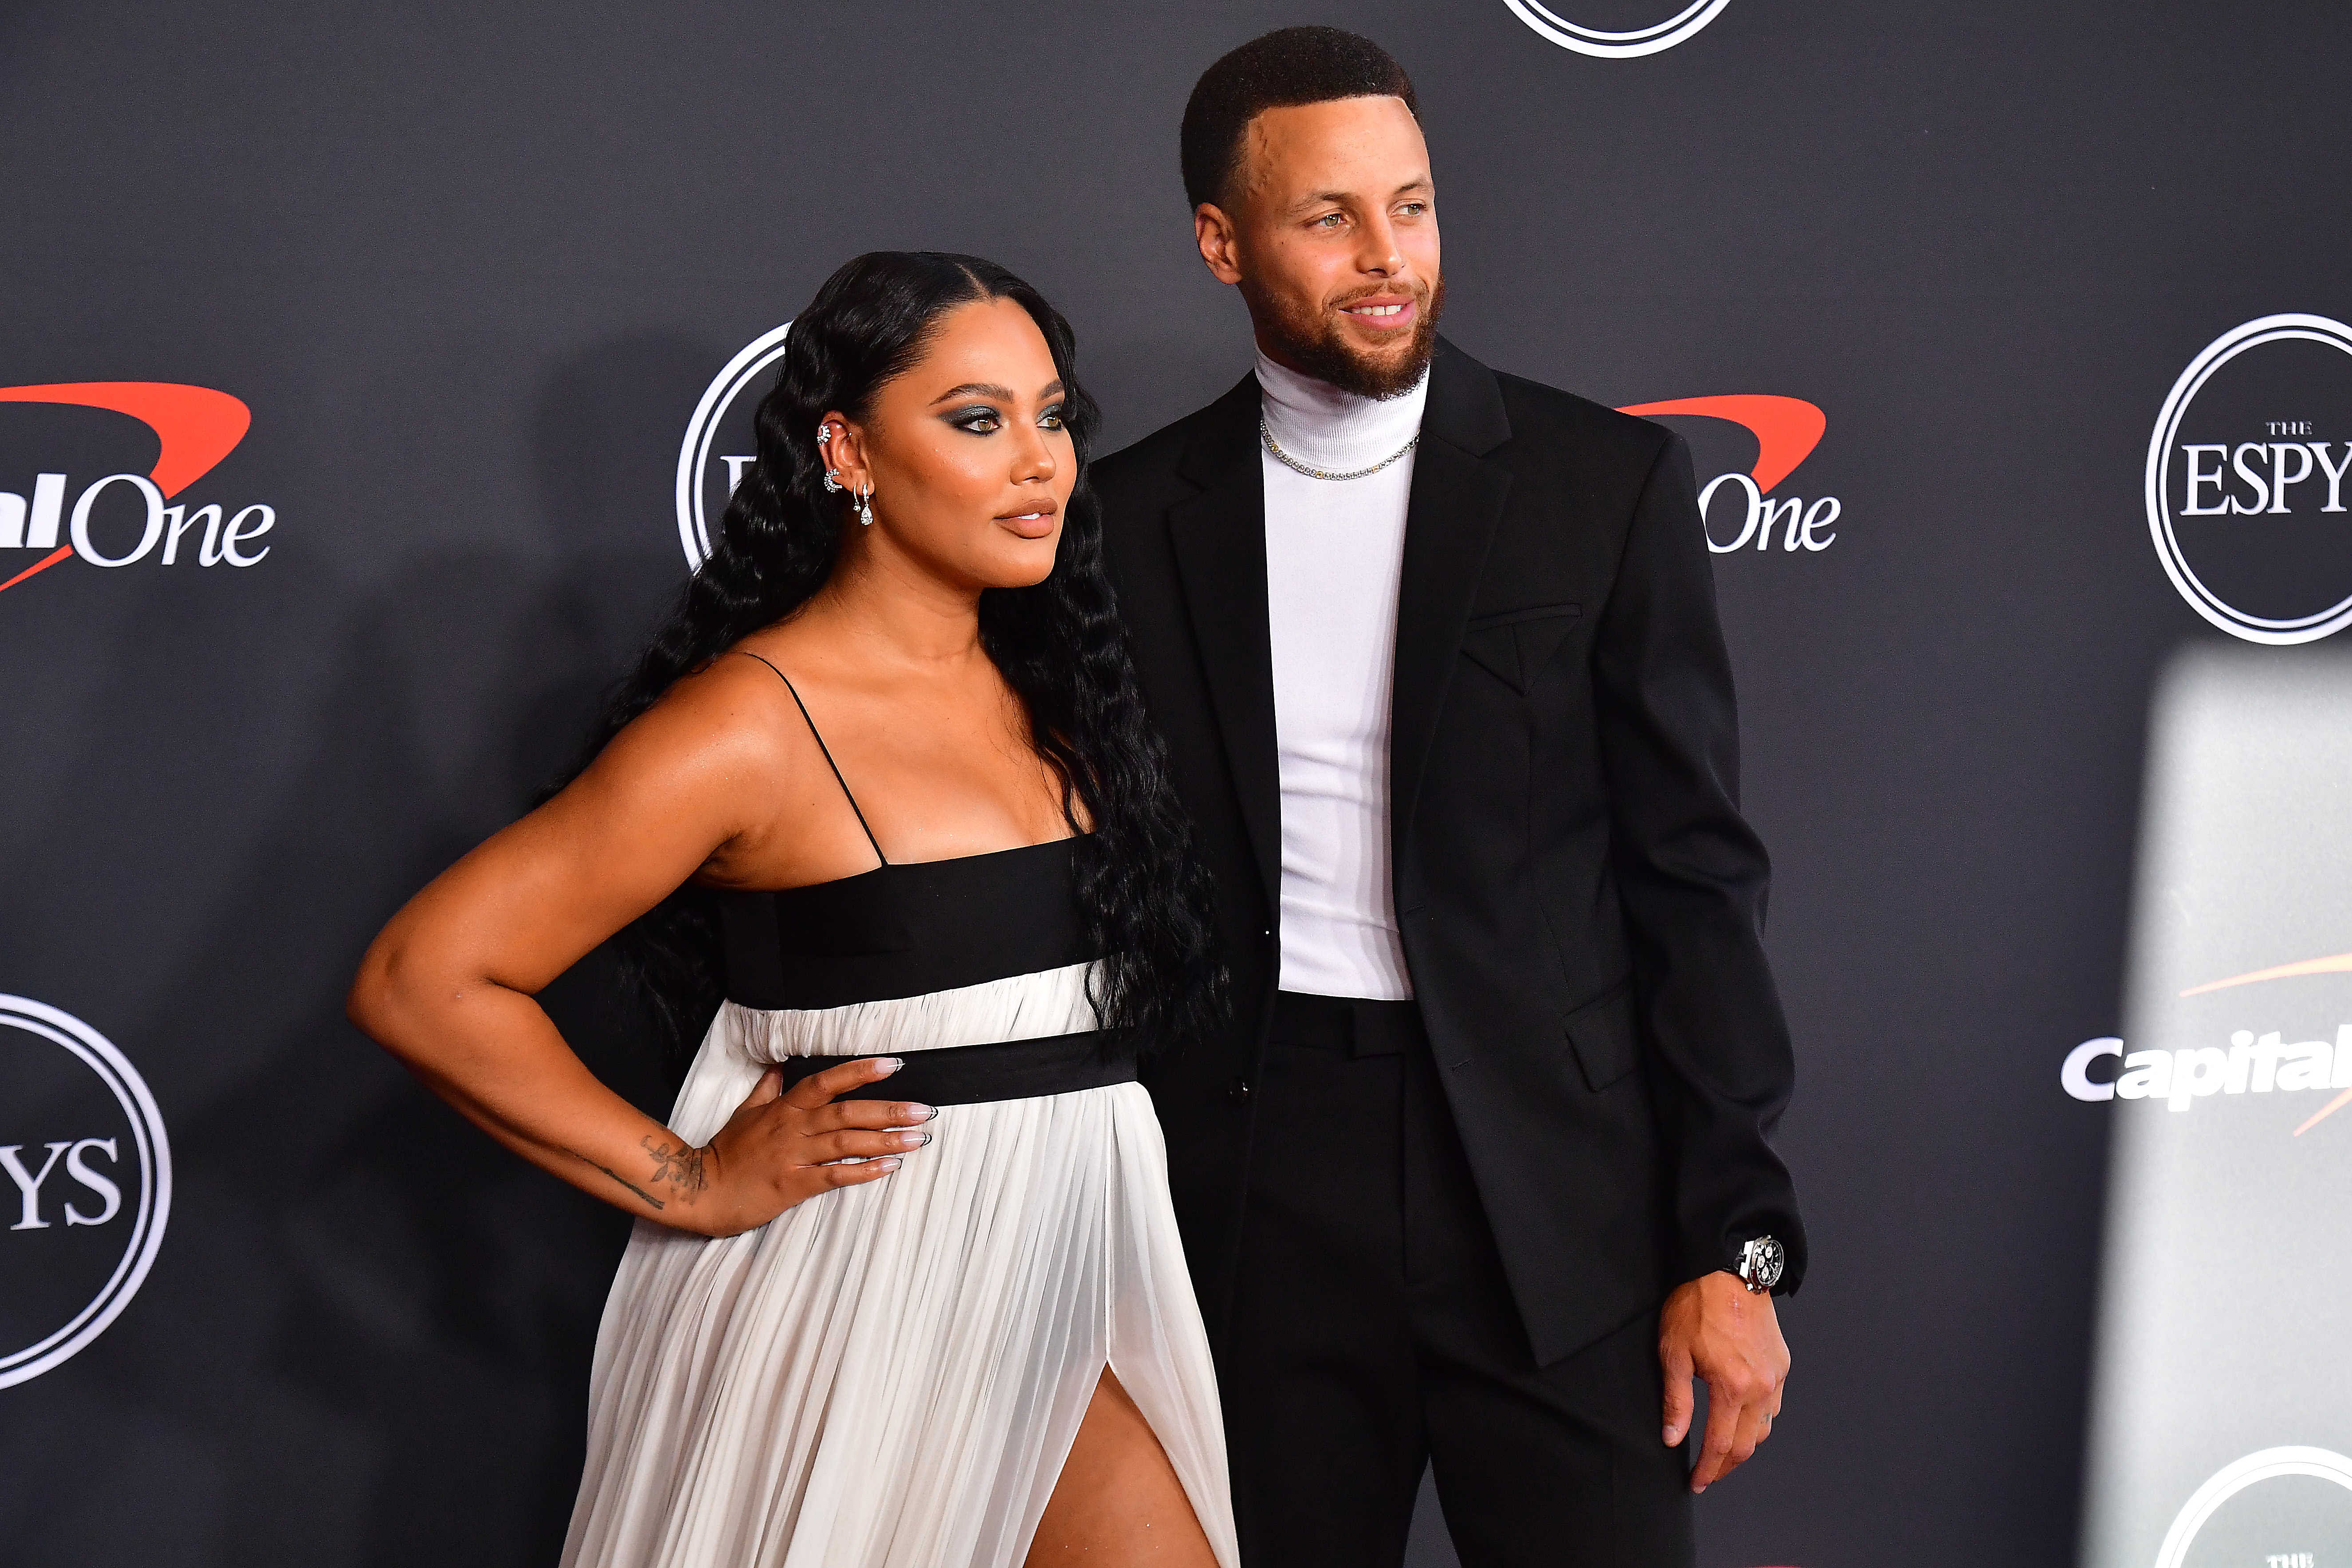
[7,4,2351,1564]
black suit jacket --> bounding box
[1095,338,1806,1366]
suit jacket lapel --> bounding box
[1168,373,1283,912]
[1391,340,1515,907]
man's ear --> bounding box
[1195,203,1245,287]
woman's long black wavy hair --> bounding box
[577,251,1224,1057]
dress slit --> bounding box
[1021,1357,1224,1565]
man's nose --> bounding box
[1355,213,1407,278]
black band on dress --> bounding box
[718,839,1096,1010]
[770,1028,1138,1107]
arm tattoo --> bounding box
[592,1138,707,1213]
[641,1136,709,1197]
[597,1165,664,1210]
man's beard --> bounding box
[1249,275,1445,400]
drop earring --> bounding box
[817,422,843,492]
[856,477,874,527]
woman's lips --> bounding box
[997,507,1058,539]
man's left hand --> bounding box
[1658,1270,1788,1492]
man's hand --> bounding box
[1658,1270,1789,1492]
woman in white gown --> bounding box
[349,252,1237,1567]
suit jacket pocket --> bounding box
[1563,977,1639,1092]
[1461,603,1581,693]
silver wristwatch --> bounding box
[1736,1235,1786,1294]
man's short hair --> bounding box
[1180,26,1418,212]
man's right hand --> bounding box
[1658,1269,1789,1493]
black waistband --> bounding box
[1269,991,1428,1057]
[770,1028,1138,1107]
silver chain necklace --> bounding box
[1260,418,1419,482]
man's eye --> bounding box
[1315,213,1345,229]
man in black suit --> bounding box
[1093,27,1806,1567]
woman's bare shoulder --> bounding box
[578,648,820,804]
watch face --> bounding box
[1744,1236,1785,1288]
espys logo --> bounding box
[1621,395,1842,555]
[2153,1447,2352,1568]
[676,323,793,570]
[1504,0,1731,57]
[679,327,1840,569]
[2060,945,2352,1136]
[2146,314,2352,644]
[1,995,171,1389]
[0,381,271,598]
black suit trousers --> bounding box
[1222,992,1694,1568]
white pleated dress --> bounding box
[560,838,1237,1568]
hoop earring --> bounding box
[817,423,843,492]
[856,477,874,528]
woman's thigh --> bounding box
[1024,1368,1218,1566]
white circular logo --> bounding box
[674,321,793,570]
[2154,1446,2352,1568]
[0,994,171,1388]
[1503,0,1732,57]
[2146,314,2352,645]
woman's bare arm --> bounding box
[346,664,931,1234]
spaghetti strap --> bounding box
[732,649,888,868]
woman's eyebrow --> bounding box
[931,382,1016,404]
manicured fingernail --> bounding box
[908,1104,937,1121]
[878,1058,904,1073]
[1692,1485,1706,1495]
[898,1131,931,1149]
[877,1156,903,1171]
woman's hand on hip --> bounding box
[673,1056,936,1236]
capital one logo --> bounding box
[2146,314,2352,644]
[0,995,171,1388]
[1504,0,1731,58]
[0,381,272,599]
[2060,946,2352,1137]
[1619,395,1842,555]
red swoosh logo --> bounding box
[1616,395,1826,495]
[0,382,251,596]
[0,382,250,498]
[2179,948,2352,1135]
[2294,1090,2352,1137]
[2179,950,2352,997]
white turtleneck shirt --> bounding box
[1256,350,1430,1001]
